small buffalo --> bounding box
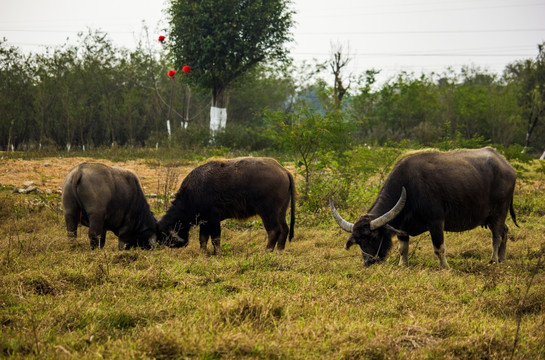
[330,147,518,269]
[157,157,296,254]
[62,163,162,250]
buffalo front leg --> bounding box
[490,222,508,264]
[498,225,509,262]
[99,230,106,249]
[200,221,222,255]
[198,227,210,253]
[398,235,410,267]
[429,222,449,269]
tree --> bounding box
[506,42,545,149]
[0,40,34,150]
[168,0,294,133]
[329,42,352,109]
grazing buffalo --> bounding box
[157,157,296,254]
[329,147,518,269]
[62,163,161,250]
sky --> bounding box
[1,0,544,84]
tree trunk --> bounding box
[210,87,227,133]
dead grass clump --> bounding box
[480,284,545,319]
[218,294,285,329]
[58,269,96,291]
[447,333,513,359]
[103,311,144,330]
[135,267,183,290]
[112,252,140,265]
[26,275,64,296]
[55,305,93,332]
[340,339,400,360]
[139,327,186,360]
[212,333,285,359]
[430,319,460,339]
[0,331,33,358]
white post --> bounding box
[166,120,171,140]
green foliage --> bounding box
[264,107,356,197]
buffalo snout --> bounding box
[168,237,189,248]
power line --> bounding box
[2,27,543,37]
[297,1,545,18]
[295,28,545,36]
[291,52,536,57]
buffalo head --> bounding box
[330,187,407,266]
[157,223,189,248]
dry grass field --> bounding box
[1,153,544,359]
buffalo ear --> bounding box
[385,224,407,237]
[345,237,357,250]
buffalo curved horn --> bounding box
[169,230,188,248]
[370,187,407,230]
[329,197,354,233]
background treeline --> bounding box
[1,31,544,154]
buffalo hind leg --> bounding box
[262,216,287,251]
[264,210,291,251]
[398,235,410,267]
[88,214,105,250]
[429,222,449,269]
[64,210,79,240]
[275,220,289,250]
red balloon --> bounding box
[182,65,191,73]
[158,35,165,42]
[168,70,176,77]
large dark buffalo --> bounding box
[157,157,296,254]
[330,147,518,269]
[62,163,161,250]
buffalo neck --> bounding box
[368,181,406,227]
[158,192,194,233]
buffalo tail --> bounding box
[72,169,90,224]
[288,171,296,241]
[510,199,519,228]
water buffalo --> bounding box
[62,163,160,250]
[157,157,296,254]
[330,147,518,269]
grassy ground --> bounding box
[1,156,544,359]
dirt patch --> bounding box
[0,156,193,195]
